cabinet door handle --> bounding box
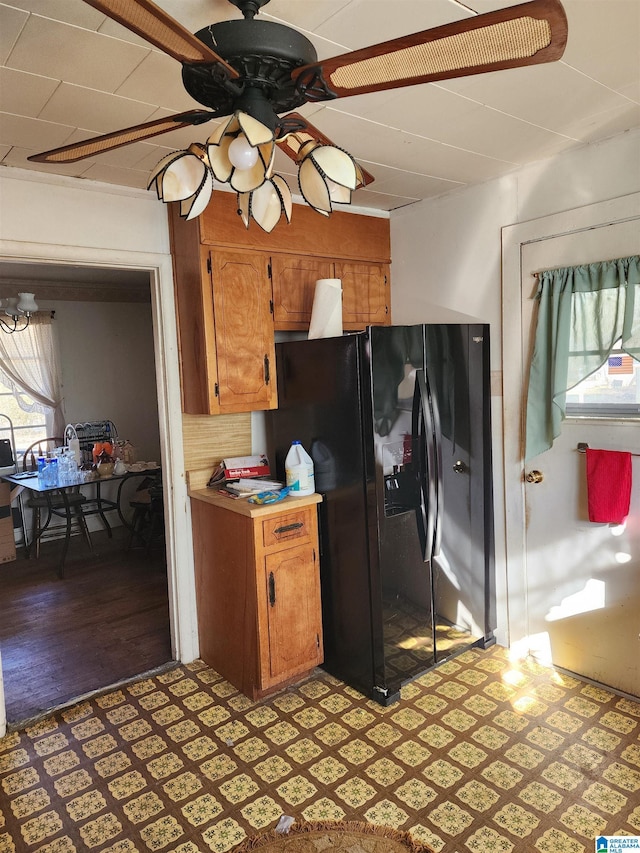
[268,572,276,606]
[264,355,270,385]
[274,522,303,535]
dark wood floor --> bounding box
[0,525,172,727]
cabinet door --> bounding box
[210,249,277,413]
[264,542,323,684]
[271,255,334,330]
[336,261,390,328]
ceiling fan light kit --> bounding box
[207,111,276,193]
[297,141,359,216]
[238,174,292,233]
[28,0,568,230]
[148,142,215,221]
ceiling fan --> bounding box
[29,0,568,230]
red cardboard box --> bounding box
[222,455,270,479]
[208,455,272,489]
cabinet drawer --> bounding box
[262,508,313,549]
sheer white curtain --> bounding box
[0,312,65,437]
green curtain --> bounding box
[525,255,640,461]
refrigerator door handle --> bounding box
[415,368,437,562]
[411,379,428,560]
[425,365,443,558]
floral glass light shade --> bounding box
[297,140,359,216]
[207,112,276,194]
[146,109,365,230]
[0,292,38,333]
[148,142,213,220]
[237,175,292,233]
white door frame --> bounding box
[501,191,640,651]
[0,240,198,738]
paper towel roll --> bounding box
[308,278,343,339]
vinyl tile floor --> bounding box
[1,645,639,852]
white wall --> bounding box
[389,127,640,644]
[46,299,161,463]
[0,168,169,254]
[391,128,640,361]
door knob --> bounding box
[525,470,544,484]
[453,460,466,474]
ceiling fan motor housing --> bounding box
[184,20,318,117]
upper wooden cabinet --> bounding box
[270,255,334,330]
[169,193,391,414]
[270,256,390,330]
[170,211,276,415]
[209,249,277,414]
[337,261,390,329]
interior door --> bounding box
[518,219,640,696]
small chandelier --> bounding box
[148,108,365,232]
[0,293,38,334]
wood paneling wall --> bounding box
[182,413,251,489]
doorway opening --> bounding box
[0,260,177,727]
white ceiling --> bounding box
[0,0,639,214]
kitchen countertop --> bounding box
[188,487,322,518]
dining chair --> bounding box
[126,474,164,554]
[21,437,93,564]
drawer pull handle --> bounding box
[274,522,304,535]
[269,572,276,606]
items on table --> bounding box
[37,447,81,487]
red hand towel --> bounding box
[585,448,632,523]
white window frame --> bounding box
[565,340,640,419]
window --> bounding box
[0,311,65,447]
[525,255,639,460]
[566,340,640,418]
[0,382,48,462]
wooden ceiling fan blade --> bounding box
[292,0,567,100]
[28,110,219,164]
[82,0,239,74]
[276,113,375,188]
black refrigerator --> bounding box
[267,324,495,705]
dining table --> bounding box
[1,466,161,575]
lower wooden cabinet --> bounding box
[189,491,323,699]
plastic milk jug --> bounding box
[285,440,315,496]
